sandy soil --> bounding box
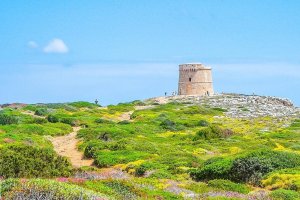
[49,127,94,168]
[118,111,133,121]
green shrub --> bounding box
[195,125,233,139]
[1,179,105,199]
[118,120,130,125]
[84,141,107,158]
[94,150,149,167]
[208,179,250,194]
[191,149,300,184]
[47,114,59,123]
[0,145,73,178]
[0,178,19,194]
[95,118,113,124]
[230,150,300,184]
[108,140,127,151]
[31,117,48,124]
[0,114,18,125]
[190,158,233,181]
[34,108,48,116]
[61,117,79,126]
[104,180,139,199]
[262,172,300,191]
[160,119,177,131]
[0,123,72,136]
[135,165,147,177]
[270,189,300,200]
[230,157,273,184]
[212,107,228,112]
[198,120,209,127]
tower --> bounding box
[178,63,214,96]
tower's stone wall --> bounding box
[178,63,214,96]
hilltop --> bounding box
[0,94,300,199]
[148,93,298,118]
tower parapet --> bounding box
[178,63,214,96]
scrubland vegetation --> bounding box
[0,99,300,199]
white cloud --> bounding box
[28,41,38,48]
[43,38,69,53]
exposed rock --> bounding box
[147,93,300,119]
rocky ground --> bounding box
[147,93,300,119]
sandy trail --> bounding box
[50,127,93,168]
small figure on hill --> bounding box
[95,99,99,105]
[165,92,167,96]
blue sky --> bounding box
[1,0,300,105]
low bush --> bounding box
[84,139,127,159]
[47,114,59,123]
[212,107,228,112]
[34,108,48,116]
[198,119,209,127]
[190,158,233,181]
[195,125,233,140]
[0,123,72,136]
[1,179,105,200]
[0,113,18,125]
[118,120,131,125]
[84,140,107,158]
[95,118,113,124]
[108,140,127,151]
[270,189,300,200]
[94,150,149,167]
[0,145,73,178]
[135,165,147,177]
[160,119,177,131]
[31,117,48,124]
[61,117,79,126]
[208,179,250,194]
[230,157,273,185]
[191,149,300,184]
[230,150,300,184]
[103,181,140,199]
[262,169,300,191]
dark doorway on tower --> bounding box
[189,77,192,82]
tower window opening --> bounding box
[189,78,192,82]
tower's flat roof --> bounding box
[180,63,202,65]
[179,63,211,69]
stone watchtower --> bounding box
[178,63,214,96]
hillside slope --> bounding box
[0,94,300,199]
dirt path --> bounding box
[49,127,93,168]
